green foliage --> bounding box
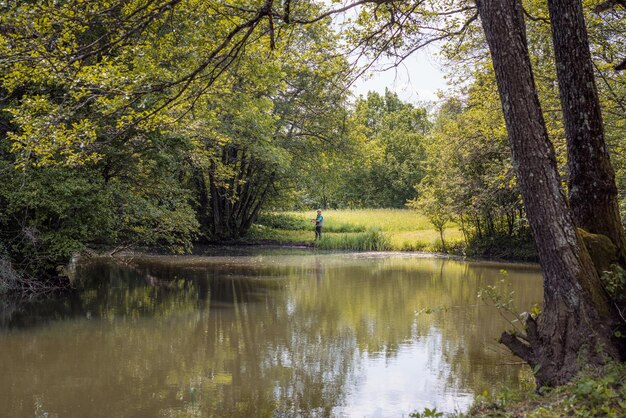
[0,0,353,280]
[414,77,528,252]
[409,407,444,418]
[314,228,390,251]
[477,272,530,337]
[412,0,626,266]
[407,177,454,251]
[0,0,622,291]
[407,179,453,233]
[601,265,626,301]
[467,362,626,418]
[0,166,115,269]
[298,90,429,209]
[0,157,199,273]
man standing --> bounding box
[311,209,324,240]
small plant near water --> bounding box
[477,270,541,338]
[601,264,626,301]
[467,362,626,417]
[600,264,626,339]
[400,240,429,252]
[409,407,444,418]
[314,228,390,251]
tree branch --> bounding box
[500,331,534,364]
[289,0,395,25]
[594,0,626,13]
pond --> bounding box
[0,250,543,417]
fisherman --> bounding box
[311,209,324,240]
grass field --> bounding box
[252,209,465,252]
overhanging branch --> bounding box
[594,0,626,13]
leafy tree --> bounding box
[311,90,429,209]
[2,0,626,389]
[328,0,626,385]
[0,0,353,274]
[475,0,624,386]
[407,178,453,251]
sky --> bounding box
[349,46,448,104]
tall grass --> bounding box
[254,209,465,253]
[280,209,445,231]
[257,212,366,233]
[314,228,390,251]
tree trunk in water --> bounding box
[475,0,623,387]
[546,0,626,263]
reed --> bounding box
[314,228,390,251]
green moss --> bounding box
[579,229,618,274]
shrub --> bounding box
[601,264,626,301]
[400,240,429,252]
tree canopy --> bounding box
[2,0,626,388]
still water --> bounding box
[0,250,543,417]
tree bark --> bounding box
[547,0,626,263]
[475,0,623,387]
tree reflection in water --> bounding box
[0,253,542,417]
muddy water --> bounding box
[0,250,542,417]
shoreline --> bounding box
[87,241,541,268]
[1,240,539,300]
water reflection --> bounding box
[0,252,542,417]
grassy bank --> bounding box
[460,362,626,417]
[252,209,464,252]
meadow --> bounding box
[251,209,465,252]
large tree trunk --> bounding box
[475,0,623,387]
[547,0,626,263]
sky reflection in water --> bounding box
[0,251,542,417]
